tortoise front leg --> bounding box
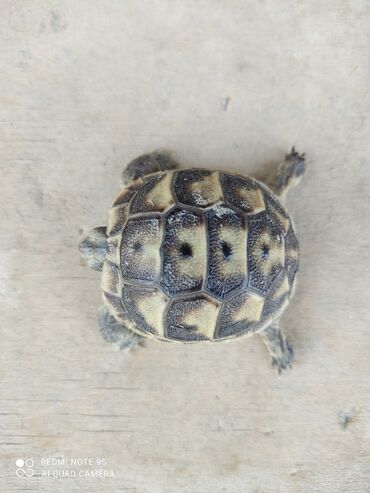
[97,306,145,350]
[121,151,179,187]
[272,147,305,203]
[259,321,293,373]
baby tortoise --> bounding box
[79,149,305,372]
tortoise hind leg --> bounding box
[259,321,293,373]
[121,151,179,187]
[97,306,145,350]
[272,147,305,203]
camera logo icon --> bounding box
[16,458,34,477]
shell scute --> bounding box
[120,216,162,283]
[160,207,206,297]
[122,286,167,336]
[174,169,223,208]
[205,204,247,300]
[259,272,291,326]
[101,261,121,296]
[107,204,129,236]
[247,213,285,295]
[129,172,174,213]
[166,295,220,341]
[216,289,265,339]
[221,173,265,214]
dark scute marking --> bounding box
[133,241,142,252]
[261,243,270,260]
[221,241,232,260]
[205,205,246,300]
[180,242,192,258]
[220,172,262,213]
[248,214,284,295]
[122,286,158,335]
[166,298,209,341]
[161,208,204,297]
[284,224,300,288]
[120,217,161,283]
[173,169,218,208]
[129,173,168,213]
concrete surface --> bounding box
[1,1,369,492]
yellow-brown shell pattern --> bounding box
[102,170,300,342]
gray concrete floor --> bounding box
[1,1,369,492]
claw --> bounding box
[271,341,294,374]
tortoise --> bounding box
[79,148,305,371]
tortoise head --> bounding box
[79,226,108,271]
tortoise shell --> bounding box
[101,169,299,342]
